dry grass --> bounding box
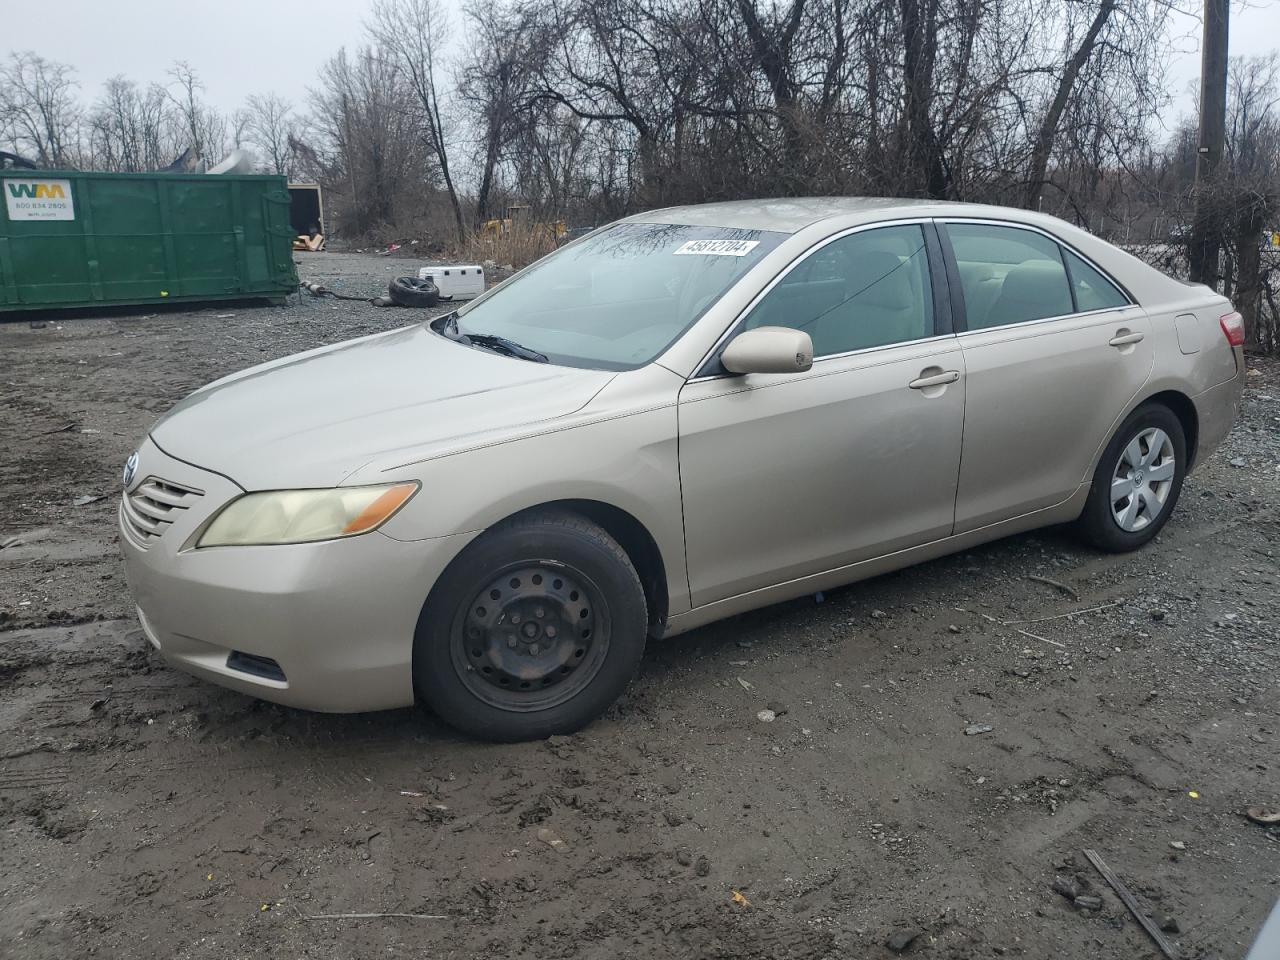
[455,224,561,269]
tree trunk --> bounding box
[863,28,883,190]
[1234,197,1266,348]
[476,139,499,225]
[736,0,807,181]
[636,132,663,207]
[1023,0,1117,210]
[899,0,948,198]
[427,97,467,243]
[475,92,508,226]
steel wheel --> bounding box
[450,562,611,712]
[416,510,648,741]
[1109,426,1176,532]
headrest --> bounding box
[958,261,995,283]
[999,259,1068,304]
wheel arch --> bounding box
[1087,386,1201,483]
[1140,389,1200,469]
[423,498,672,637]
[516,499,670,634]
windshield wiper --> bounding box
[431,312,548,363]
[463,333,549,363]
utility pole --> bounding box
[1188,0,1229,287]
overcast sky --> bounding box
[6,0,1280,134]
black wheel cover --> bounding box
[448,561,611,711]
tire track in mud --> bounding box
[0,621,434,794]
[0,720,433,795]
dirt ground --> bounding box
[1,251,1277,960]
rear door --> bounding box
[940,220,1153,533]
[677,222,966,607]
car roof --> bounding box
[628,197,1053,235]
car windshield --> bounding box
[441,222,787,370]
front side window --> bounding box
[444,222,786,370]
[742,224,934,357]
[946,223,1073,329]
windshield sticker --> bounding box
[673,239,761,257]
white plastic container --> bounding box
[417,264,485,301]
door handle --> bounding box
[908,370,960,390]
[1108,330,1145,347]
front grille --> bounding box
[121,477,204,548]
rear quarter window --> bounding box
[1064,249,1129,311]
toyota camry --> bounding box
[119,198,1245,740]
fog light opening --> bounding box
[226,651,286,683]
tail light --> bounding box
[1220,311,1245,347]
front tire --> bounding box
[1076,403,1186,552]
[414,510,648,742]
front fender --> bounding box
[356,380,689,616]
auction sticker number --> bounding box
[674,239,760,257]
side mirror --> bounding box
[721,326,814,375]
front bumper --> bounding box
[119,437,476,712]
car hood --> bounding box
[150,324,615,490]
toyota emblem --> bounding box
[122,452,139,489]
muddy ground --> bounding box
[1,251,1277,960]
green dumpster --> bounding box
[0,170,298,312]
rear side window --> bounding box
[742,224,934,357]
[1064,249,1128,311]
[946,223,1073,329]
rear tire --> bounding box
[1076,403,1186,552]
[413,510,647,742]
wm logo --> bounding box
[7,182,66,199]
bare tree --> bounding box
[310,47,433,236]
[230,107,251,150]
[1023,0,1118,209]
[733,0,807,179]
[165,61,227,162]
[86,77,172,171]
[8,0,1271,355]
[1221,56,1280,352]
[368,0,466,242]
[897,0,948,197]
[0,52,81,166]
[458,0,540,222]
[243,93,297,176]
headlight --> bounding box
[196,482,419,547]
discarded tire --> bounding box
[388,276,440,308]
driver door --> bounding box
[677,223,966,607]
